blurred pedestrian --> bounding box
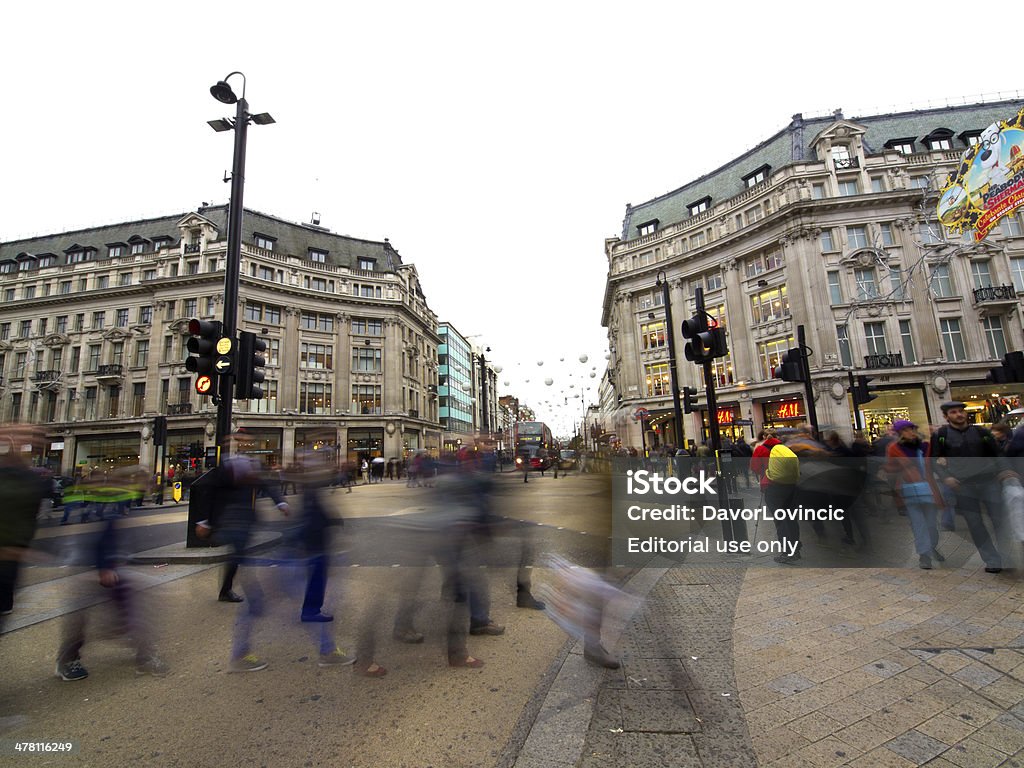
[0,426,49,623]
[885,419,944,569]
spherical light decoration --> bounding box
[545,378,553,386]
[503,381,509,387]
[537,360,544,366]
[579,354,588,363]
[559,357,564,362]
[493,365,503,373]
[605,353,610,360]
[590,372,596,378]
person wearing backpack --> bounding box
[930,401,1013,573]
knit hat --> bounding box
[892,419,916,432]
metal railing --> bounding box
[96,364,124,377]
[833,157,860,171]
[973,285,1017,302]
[864,352,904,369]
[168,403,193,416]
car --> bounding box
[558,450,578,470]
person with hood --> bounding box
[884,419,944,569]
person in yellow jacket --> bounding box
[765,438,801,564]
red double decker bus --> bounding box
[513,421,554,471]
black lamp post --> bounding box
[477,347,491,434]
[207,72,274,457]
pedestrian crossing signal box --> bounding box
[205,446,220,469]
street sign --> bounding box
[216,337,233,355]
[634,407,650,419]
[195,375,213,394]
[172,481,182,502]
[215,356,233,373]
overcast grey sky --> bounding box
[2,1,1018,436]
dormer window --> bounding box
[308,248,328,263]
[358,258,376,271]
[688,197,711,217]
[885,138,916,155]
[830,146,858,170]
[254,232,276,251]
[637,219,659,237]
[152,237,171,251]
[65,246,95,264]
[37,254,55,268]
[959,130,982,147]
[923,128,954,151]
[742,165,771,188]
[107,244,126,258]
[0,261,13,274]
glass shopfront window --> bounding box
[347,428,384,463]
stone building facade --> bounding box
[601,99,1024,448]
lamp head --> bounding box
[210,80,238,104]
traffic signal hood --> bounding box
[682,386,700,414]
[852,375,878,405]
[682,315,726,363]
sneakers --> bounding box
[135,656,170,677]
[516,592,546,610]
[393,628,425,644]
[300,612,333,623]
[56,659,89,681]
[469,621,505,636]
[219,591,244,603]
[229,653,268,672]
[318,648,356,667]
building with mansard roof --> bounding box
[0,205,442,476]
[601,98,1024,449]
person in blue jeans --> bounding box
[884,419,944,569]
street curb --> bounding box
[129,531,283,564]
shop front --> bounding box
[236,429,282,468]
[853,384,930,440]
[760,398,806,431]
[696,404,746,443]
[74,433,144,478]
[949,380,1024,429]
[348,427,384,463]
[294,428,339,468]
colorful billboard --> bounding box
[937,105,1024,241]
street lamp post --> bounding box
[477,347,491,435]
[656,270,685,450]
[207,72,274,458]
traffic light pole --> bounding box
[848,370,863,432]
[216,95,249,457]
[797,325,819,437]
[657,271,685,449]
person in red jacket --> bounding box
[885,419,945,569]
[750,429,781,495]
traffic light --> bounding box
[682,386,700,414]
[235,330,267,400]
[773,348,805,382]
[986,351,1024,384]
[852,375,878,405]
[710,325,728,358]
[682,314,715,363]
[185,319,222,395]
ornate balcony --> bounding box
[973,284,1018,316]
[95,364,124,385]
[32,370,61,390]
[833,156,860,171]
[167,403,193,416]
[184,243,201,254]
[864,352,904,369]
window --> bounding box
[130,241,146,255]
[639,321,666,350]
[205,297,216,316]
[306,276,331,292]
[901,319,917,366]
[65,388,76,421]
[854,267,879,300]
[750,286,790,324]
[139,305,152,324]
[0,322,8,341]
[743,166,769,188]
[745,206,764,225]
[183,298,197,317]
[812,183,826,200]
[886,139,916,155]
[56,315,67,334]
[836,325,853,368]
[880,222,895,247]
[705,272,723,291]
[96,276,109,290]
[353,283,383,299]
[38,317,47,335]
[1002,214,1023,238]
[162,336,174,363]
[871,176,884,194]
[134,340,149,368]
[745,248,783,278]
[108,245,124,258]
[50,348,62,371]
[889,266,906,300]
[38,255,55,268]
[19,320,31,338]
[301,343,334,369]
[638,221,658,237]
[254,233,275,251]
[352,385,381,415]
[186,261,200,275]
[838,179,859,197]
[864,322,888,355]
[23,285,35,299]
[265,305,281,325]
[299,383,332,414]
[971,261,993,289]
[248,380,278,414]
[820,230,835,251]
[164,300,175,320]
[116,308,129,328]
[132,383,146,417]
[87,344,101,371]
[911,176,931,190]
[78,278,88,291]
[352,347,382,372]
[926,136,952,151]
[111,341,124,366]
[828,272,843,305]
[637,290,664,310]
[847,225,868,250]
[74,313,84,331]
[758,336,796,380]
[940,318,966,361]
[308,249,328,263]
[142,269,157,281]
[14,352,27,379]
[688,198,710,216]
[352,318,383,335]
[60,280,71,295]
[118,272,132,286]
[244,303,263,322]
[1011,257,1024,292]
[929,263,953,297]
[919,223,942,244]
[3,289,14,302]
[830,145,852,168]
[254,265,276,281]
[267,338,280,366]
[984,316,1008,360]
[70,347,80,372]
[10,392,21,422]
[644,363,671,397]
